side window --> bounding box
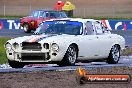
[101,23,109,33]
[84,22,94,35]
[46,12,49,18]
[42,12,46,18]
[49,13,55,18]
[93,22,103,34]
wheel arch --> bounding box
[109,43,121,56]
[114,44,121,49]
[58,43,79,66]
[23,22,29,25]
[69,43,79,57]
[111,43,121,50]
[107,43,121,64]
[107,43,121,56]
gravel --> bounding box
[0,66,132,88]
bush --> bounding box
[0,38,11,64]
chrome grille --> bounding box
[22,42,42,51]
[21,53,50,61]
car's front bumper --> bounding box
[6,49,64,63]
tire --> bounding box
[58,45,77,66]
[8,60,25,68]
[23,23,31,33]
[107,45,120,64]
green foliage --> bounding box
[71,16,132,20]
[122,47,132,56]
[0,15,23,19]
[86,16,132,20]
[0,38,11,64]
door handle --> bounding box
[109,36,111,38]
[89,39,92,40]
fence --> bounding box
[0,0,132,18]
[74,6,132,18]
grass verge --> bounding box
[86,16,132,20]
[0,15,23,19]
[0,15,132,20]
[0,38,11,64]
[72,16,132,20]
[122,47,132,56]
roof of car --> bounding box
[45,18,95,23]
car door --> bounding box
[93,21,114,58]
[77,21,100,60]
[45,12,51,20]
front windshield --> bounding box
[55,12,67,18]
[46,12,67,18]
[31,11,44,17]
[30,11,67,18]
[35,21,83,35]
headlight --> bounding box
[43,43,49,49]
[13,42,19,50]
[31,20,35,26]
[5,43,12,50]
[51,43,59,52]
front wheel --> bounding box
[58,45,77,66]
[8,60,25,68]
[107,45,120,64]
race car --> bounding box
[5,18,125,68]
[20,10,67,33]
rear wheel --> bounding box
[58,45,77,66]
[23,23,31,33]
[8,60,25,68]
[107,45,120,64]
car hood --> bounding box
[21,16,46,21]
[7,34,76,44]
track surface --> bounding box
[0,56,132,73]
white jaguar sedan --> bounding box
[5,18,125,68]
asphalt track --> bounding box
[0,29,132,72]
[0,29,31,38]
[0,56,132,73]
